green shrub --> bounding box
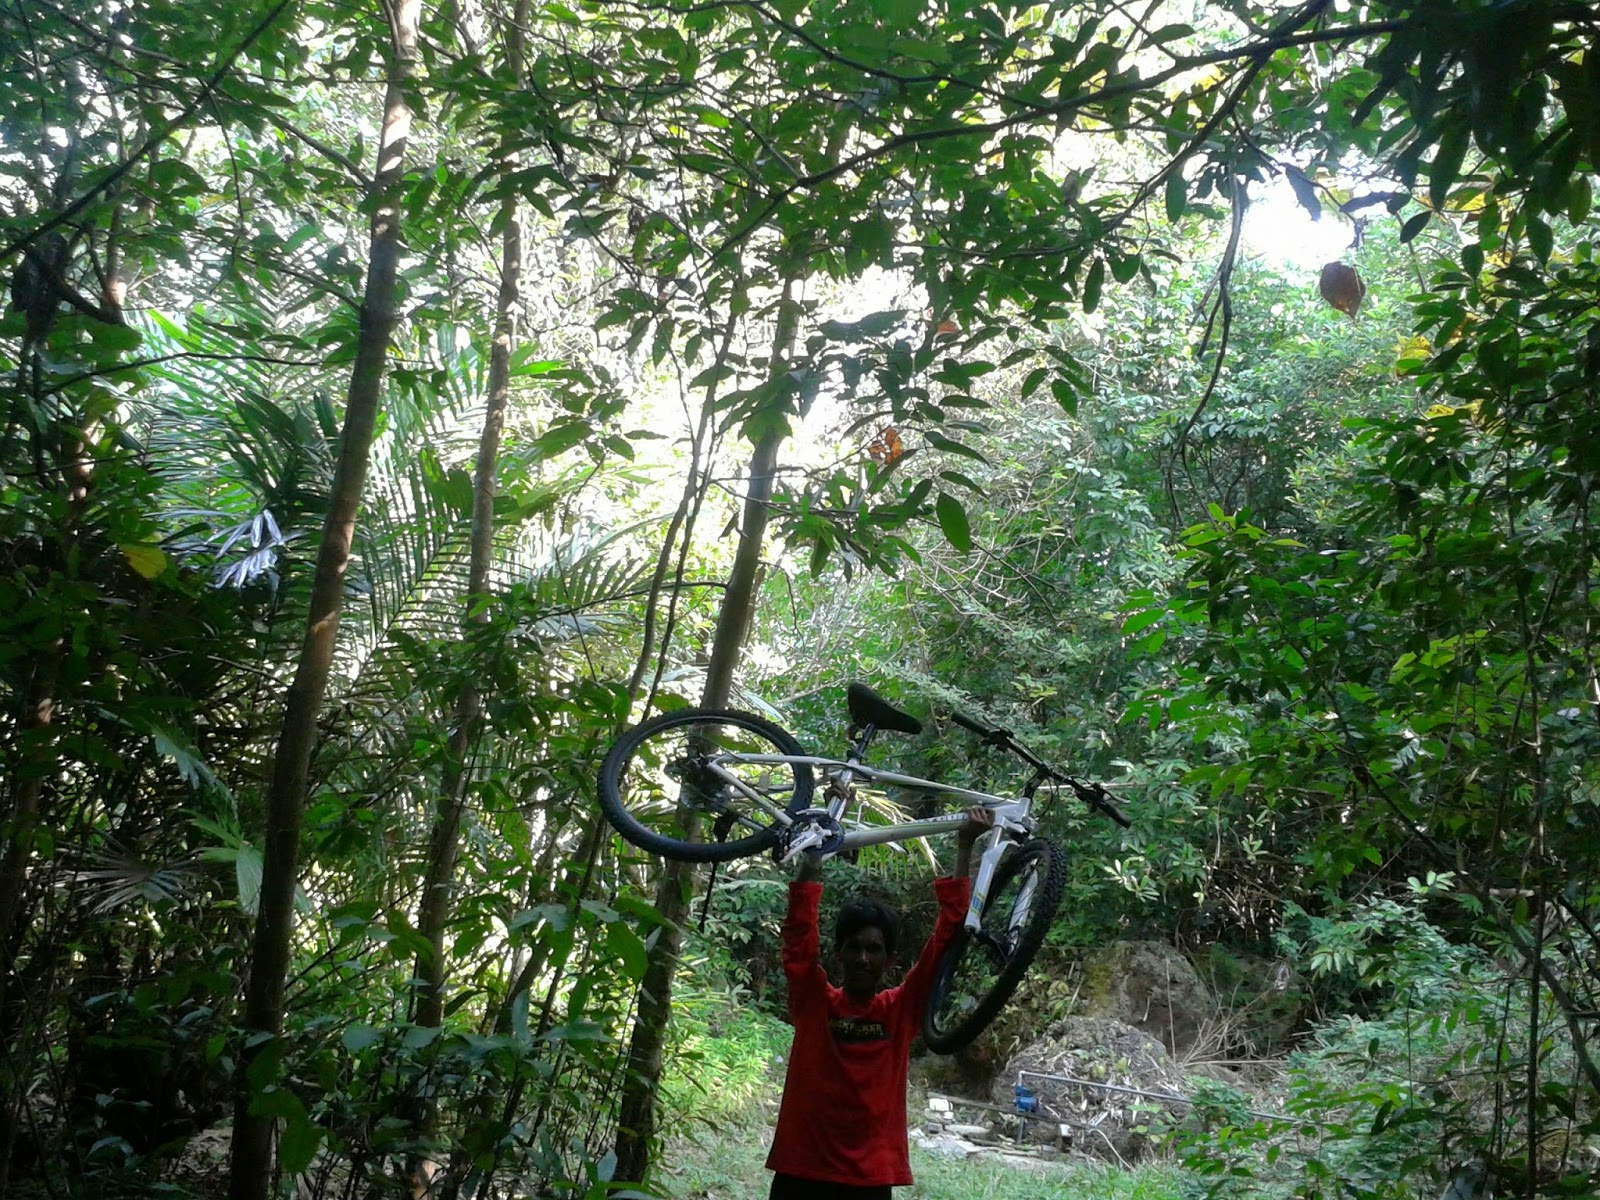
[1171,886,1587,1199]
[661,992,792,1131]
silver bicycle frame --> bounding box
[702,752,1037,933]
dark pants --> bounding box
[768,1173,893,1200]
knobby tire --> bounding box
[923,838,1066,1054]
[597,707,814,863]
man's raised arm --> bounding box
[780,852,829,1015]
[896,807,992,1007]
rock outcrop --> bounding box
[1078,940,1215,1055]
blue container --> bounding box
[1013,1084,1038,1114]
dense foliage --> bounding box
[1,0,1597,1197]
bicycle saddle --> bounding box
[846,682,923,735]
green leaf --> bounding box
[1050,377,1078,415]
[235,843,263,917]
[1121,607,1164,636]
[935,493,972,553]
[1148,23,1194,43]
[530,421,591,460]
[809,535,831,578]
[1109,252,1141,284]
[342,1024,382,1053]
[150,727,226,796]
[1284,165,1321,221]
[278,1118,324,1175]
[118,543,167,579]
[1429,125,1469,210]
[510,989,532,1045]
[743,403,791,444]
[1568,174,1593,227]
[1165,173,1187,222]
[508,350,563,376]
[1527,215,1553,263]
[1082,258,1105,314]
[541,1019,613,1043]
[922,429,987,463]
[1399,210,1431,244]
[1133,629,1166,653]
[871,0,921,24]
[402,1024,441,1051]
[818,309,906,341]
[247,1084,303,1121]
[606,922,648,981]
[89,322,143,352]
[937,469,985,495]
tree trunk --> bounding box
[405,107,524,1200]
[227,4,421,1197]
[0,670,56,1001]
[612,280,801,1185]
[0,661,57,1200]
[414,151,523,1036]
[0,340,98,1198]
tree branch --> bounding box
[713,16,1401,251]
[0,0,297,264]
[38,349,321,397]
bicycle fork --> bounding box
[965,823,1033,935]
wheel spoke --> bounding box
[923,840,1065,1052]
[599,708,814,863]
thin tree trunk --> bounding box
[227,4,421,1196]
[408,7,529,1191]
[613,280,802,1185]
[0,349,97,1198]
[626,290,743,698]
[405,87,525,1200]
[414,142,524,1036]
[0,671,56,1000]
[0,661,57,1200]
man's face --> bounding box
[836,925,896,1000]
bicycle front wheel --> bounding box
[597,707,815,863]
[923,838,1066,1054]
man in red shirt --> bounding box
[765,807,993,1199]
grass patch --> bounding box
[661,1124,1192,1199]
[654,997,1191,1198]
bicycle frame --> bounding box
[699,751,1039,934]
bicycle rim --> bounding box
[923,839,1065,1053]
[597,708,814,863]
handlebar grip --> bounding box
[952,711,991,736]
[1094,792,1133,829]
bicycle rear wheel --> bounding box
[597,707,815,863]
[923,838,1065,1054]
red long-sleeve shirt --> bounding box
[765,876,971,1188]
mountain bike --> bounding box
[596,682,1130,1053]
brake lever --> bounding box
[1070,779,1132,828]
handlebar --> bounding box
[951,711,989,737]
[951,709,1133,829]
[1065,778,1133,829]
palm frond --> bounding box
[65,849,203,914]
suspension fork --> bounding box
[965,824,1010,932]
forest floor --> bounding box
[659,1118,1191,1200]
[657,1007,1196,1199]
